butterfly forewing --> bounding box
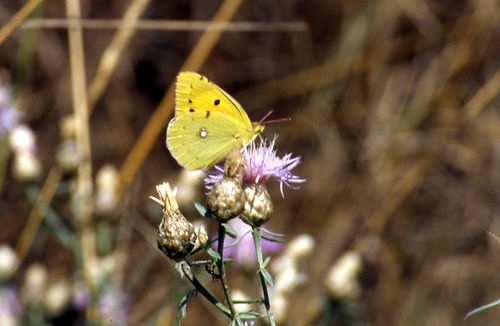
[175,72,252,129]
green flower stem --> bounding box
[180,261,231,318]
[252,227,276,326]
[217,223,236,317]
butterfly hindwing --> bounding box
[167,111,253,170]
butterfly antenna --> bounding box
[260,110,291,125]
[260,110,274,123]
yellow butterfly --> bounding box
[167,71,264,170]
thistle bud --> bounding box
[207,150,246,222]
[207,178,245,222]
[224,149,244,181]
[241,184,273,227]
[196,226,211,248]
[153,183,197,261]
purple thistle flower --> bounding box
[203,165,225,190]
[204,138,305,197]
[0,86,20,137]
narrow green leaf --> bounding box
[175,304,186,326]
[261,235,287,243]
[189,259,212,265]
[175,289,198,325]
[224,230,252,248]
[206,247,221,260]
[263,256,271,269]
[239,310,265,318]
[194,202,212,218]
[222,222,238,238]
[216,302,230,315]
[261,227,285,238]
[465,298,500,319]
[260,268,274,287]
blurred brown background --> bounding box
[1,0,500,325]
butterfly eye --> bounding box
[214,99,220,106]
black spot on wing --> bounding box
[214,99,220,106]
[205,111,211,118]
[190,108,195,112]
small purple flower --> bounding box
[72,284,91,311]
[99,287,130,325]
[205,138,305,197]
[0,86,20,137]
[0,286,23,324]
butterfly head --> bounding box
[251,122,265,141]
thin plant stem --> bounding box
[65,0,99,322]
[86,0,152,113]
[217,223,236,317]
[15,167,62,262]
[0,0,44,46]
[22,19,308,32]
[180,262,232,318]
[252,227,276,326]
